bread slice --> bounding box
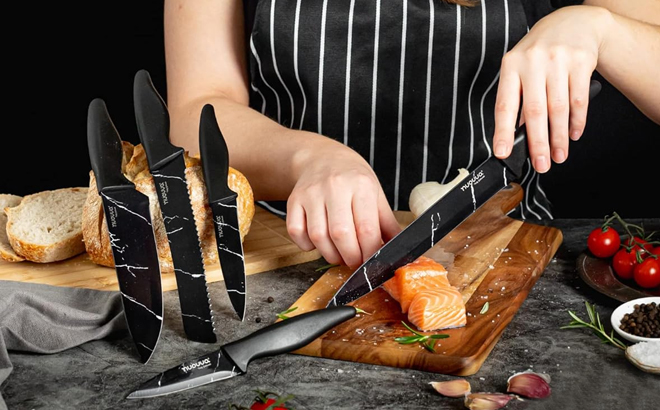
[0,194,24,262]
[6,187,89,263]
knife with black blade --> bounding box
[133,69,216,343]
[327,80,603,308]
[126,305,357,399]
[199,104,247,321]
[87,98,164,364]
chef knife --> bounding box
[327,80,603,308]
[126,305,357,399]
[133,69,216,343]
[87,98,164,364]
[199,104,247,321]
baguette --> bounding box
[82,141,255,273]
[5,188,89,263]
[0,194,24,262]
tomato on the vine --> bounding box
[587,226,621,258]
[250,399,289,410]
[624,236,654,254]
[633,258,660,289]
[612,248,639,280]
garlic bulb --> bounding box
[409,168,470,218]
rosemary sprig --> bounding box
[394,321,449,353]
[315,263,340,272]
[277,306,298,320]
[560,301,627,350]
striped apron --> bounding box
[247,0,554,220]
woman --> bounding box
[163,0,660,270]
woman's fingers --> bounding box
[351,188,384,267]
[521,67,551,173]
[326,192,363,270]
[568,68,593,142]
[493,61,522,159]
[546,64,570,164]
[286,202,314,251]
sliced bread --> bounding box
[0,194,24,262]
[6,187,89,263]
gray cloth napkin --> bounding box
[0,281,126,409]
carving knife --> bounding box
[126,306,357,399]
[327,80,603,308]
[133,69,216,343]
[199,104,247,321]
[87,98,164,364]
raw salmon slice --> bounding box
[407,287,467,331]
[382,256,450,313]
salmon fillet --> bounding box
[382,256,450,313]
[407,287,467,331]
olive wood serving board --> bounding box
[0,206,320,291]
[284,183,562,376]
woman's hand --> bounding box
[286,142,402,270]
[492,6,612,173]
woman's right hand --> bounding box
[286,142,402,271]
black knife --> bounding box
[327,80,603,308]
[199,104,247,321]
[87,98,164,364]
[126,306,357,399]
[133,69,216,343]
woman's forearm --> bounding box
[595,8,660,123]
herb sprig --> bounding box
[277,306,298,320]
[394,321,449,353]
[561,301,627,350]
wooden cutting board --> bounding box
[284,183,562,376]
[0,206,320,291]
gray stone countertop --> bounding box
[3,218,659,410]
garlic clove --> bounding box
[408,168,470,217]
[430,379,471,397]
[464,393,517,410]
[506,371,552,399]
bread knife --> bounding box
[133,69,217,343]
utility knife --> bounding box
[126,306,357,398]
[87,98,164,364]
[327,80,603,308]
[199,104,247,321]
[133,69,216,343]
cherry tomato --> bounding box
[633,258,660,289]
[250,399,289,410]
[612,248,639,280]
[587,226,621,258]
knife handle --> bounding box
[87,98,134,192]
[502,79,602,178]
[221,306,357,373]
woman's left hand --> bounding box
[492,5,612,173]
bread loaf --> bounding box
[82,141,255,273]
[0,194,24,262]
[5,188,89,263]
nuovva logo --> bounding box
[181,357,212,373]
[159,181,169,205]
[460,170,485,192]
[215,215,225,239]
[108,206,119,228]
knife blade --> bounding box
[87,98,164,364]
[133,69,216,343]
[126,305,357,399]
[199,104,247,321]
[327,80,603,308]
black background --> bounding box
[1,1,658,219]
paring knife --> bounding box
[199,104,247,321]
[87,98,164,364]
[126,306,357,399]
[133,69,216,343]
[327,80,603,308]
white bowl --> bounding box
[610,297,660,343]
